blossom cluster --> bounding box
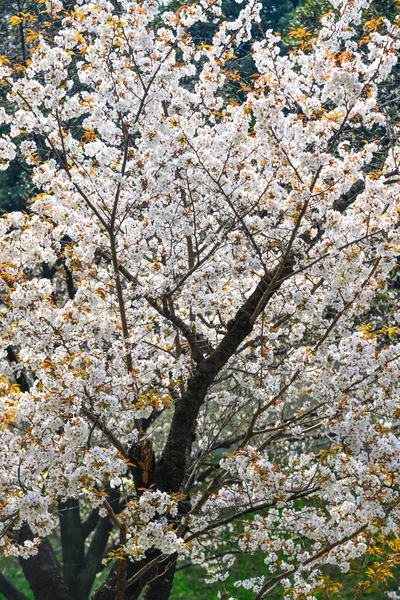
[0,0,400,595]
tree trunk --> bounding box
[92,549,176,600]
[140,555,177,600]
[92,559,146,600]
[18,525,74,600]
[76,515,112,600]
[59,499,85,599]
[95,264,295,600]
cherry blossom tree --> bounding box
[1,0,400,598]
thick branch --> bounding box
[156,258,295,493]
[0,573,29,600]
[81,509,101,539]
[76,516,112,600]
[58,499,85,597]
[147,298,212,364]
[332,179,365,213]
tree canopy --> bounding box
[1,0,400,599]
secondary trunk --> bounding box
[18,525,74,600]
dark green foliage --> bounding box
[0,165,31,215]
[281,0,400,44]
[155,0,299,96]
[0,0,33,214]
[162,0,298,37]
[0,558,34,599]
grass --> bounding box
[0,558,34,599]
[2,553,400,600]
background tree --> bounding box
[0,0,78,214]
[0,0,34,213]
[1,1,400,600]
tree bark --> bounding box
[76,515,112,600]
[92,556,148,600]
[0,572,30,600]
[140,555,177,600]
[59,499,85,599]
[18,524,74,600]
[156,261,295,494]
[93,550,176,600]
[94,262,295,600]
